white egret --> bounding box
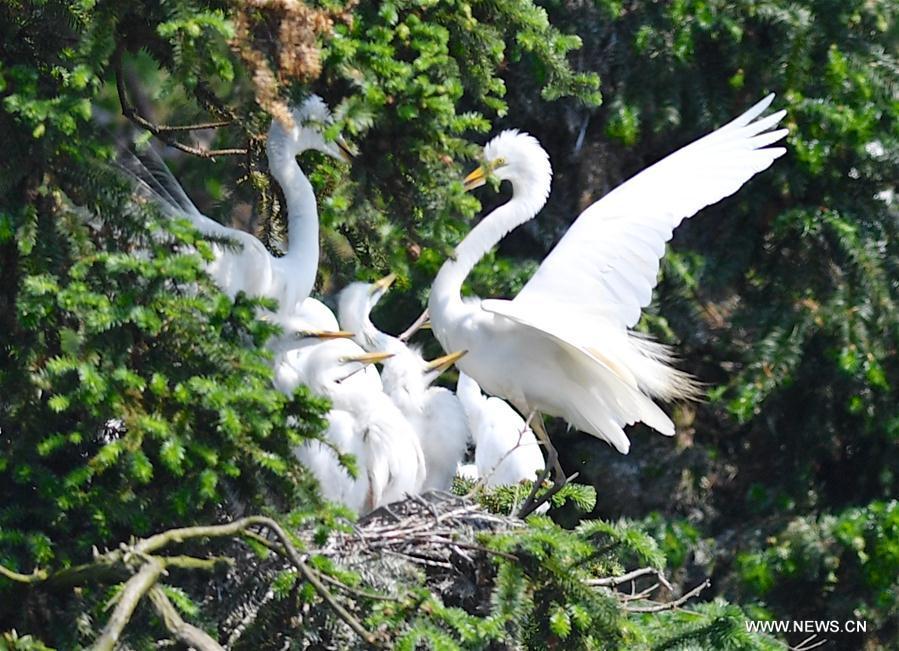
[130,95,350,321]
[337,278,471,491]
[455,372,545,487]
[289,338,427,513]
[271,329,383,397]
[428,95,787,468]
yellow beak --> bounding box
[340,351,394,365]
[424,349,467,373]
[370,272,397,295]
[301,329,355,339]
[336,137,354,163]
[463,165,487,191]
[420,320,432,331]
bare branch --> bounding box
[161,555,233,572]
[465,413,543,497]
[589,566,671,589]
[135,515,273,555]
[791,633,829,651]
[619,583,659,602]
[90,557,165,651]
[398,308,429,342]
[113,46,246,160]
[0,563,47,583]
[147,120,234,133]
[623,579,711,613]
[149,585,225,651]
[316,568,398,602]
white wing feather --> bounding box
[514,94,788,329]
[122,147,277,301]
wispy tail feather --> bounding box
[626,333,703,401]
[117,144,202,221]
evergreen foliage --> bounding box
[495,1,897,646]
[1,0,896,648]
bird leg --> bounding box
[531,414,565,485]
[515,413,570,519]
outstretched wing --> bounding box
[513,94,787,329]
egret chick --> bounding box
[456,373,545,487]
[291,338,427,513]
[338,278,471,491]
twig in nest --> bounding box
[112,46,246,160]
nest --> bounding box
[328,492,520,607]
[215,492,522,649]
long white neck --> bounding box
[268,147,319,306]
[455,372,484,411]
[430,182,547,322]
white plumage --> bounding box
[429,95,787,455]
[338,280,471,491]
[128,96,348,323]
[456,373,545,487]
[290,338,427,513]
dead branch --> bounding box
[619,582,660,602]
[398,307,430,342]
[149,585,226,651]
[159,554,233,572]
[622,578,711,613]
[589,566,673,591]
[0,564,46,583]
[112,46,246,160]
[90,557,165,651]
[791,633,829,651]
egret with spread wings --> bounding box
[428,95,787,470]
